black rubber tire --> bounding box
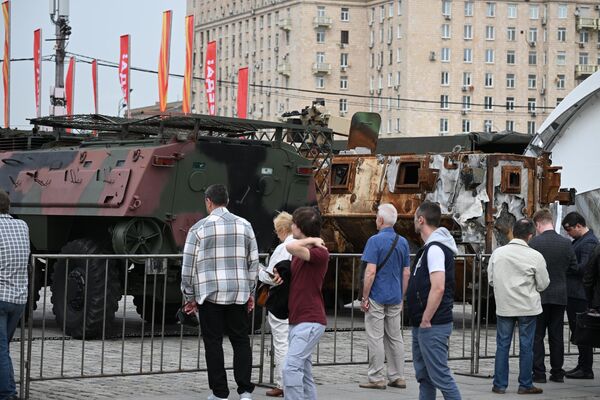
[51,239,122,339]
[132,294,180,325]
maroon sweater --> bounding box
[288,246,329,326]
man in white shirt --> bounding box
[488,218,550,395]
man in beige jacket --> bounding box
[488,218,550,395]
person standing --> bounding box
[258,212,295,397]
[406,201,461,400]
[529,209,576,383]
[278,206,329,400]
[583,244,600,311]
[181,184,259,400]
[488,218,549,395]
[0,190,30,400]
[562,211,598,380]
[358,203,410,390]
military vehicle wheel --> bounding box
[132,295,180,325]
[51,239,122,339]
[112,218,164,263]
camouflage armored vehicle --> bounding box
[0,114,322,338]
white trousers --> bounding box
[268,311,289,388]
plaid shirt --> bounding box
[181,207,259,305]
[0,214,30,304]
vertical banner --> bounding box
[158,10,172,113]
[237,67,248,119]
[182,14,194,114]
[65,56,75,134]
[119,34,130,117]
[91,59,98,114]
[33,28,41,118]
[204,41,216,115]
[2,0,10,128]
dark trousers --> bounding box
[533,304,566,377]
[198,301,254,398]
[567,297,594,374]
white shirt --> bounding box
[413,245,446,276]
[488,238,550,317]
[259,234,294,285]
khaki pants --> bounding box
[365,298,405,382]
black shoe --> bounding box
[549,374,564,383]
[565,369,594,379]
[533,375,547,383]
[492,386,506,394]
[565,366,580,375]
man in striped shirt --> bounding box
[0,190,30,400]
[181,184,259,400]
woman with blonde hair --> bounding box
[258,211,294,397]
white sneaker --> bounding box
[240,392,253,399]
[207,394,228,400]
[344,299,362,309]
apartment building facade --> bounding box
[187,0,600,136]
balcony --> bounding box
[312,62,331,75]
[278,18,292,31]
[313,16,332,28]
[277,62,291,77]
[575,64,599,78]
[576,16,598,31]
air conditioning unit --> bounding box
[369,89,374,94]
[244,51,249,57]
[529,41,536,47]
[444,14,451,20]
[541,17,547,26]
[377,88,382,94]
[341,66,347,72]
[339,43,348,49]
[461,110,467,116]
[368,42,374,49]
[376,64,382,71]
[369,19,373,26]
[429,51,436,61]
[252,50,256,56]
[540,88,546,95]
[461,85,468,92]
[250,9,255,15]
[393,85,399,90]
[579,42,585,48]
[274,46,279,52]
[530,111,537,117]
[266,91,271,97]
[340,111,347,116]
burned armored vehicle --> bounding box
[0,114,322,338]
[314,112,574,310]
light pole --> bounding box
[49,0,71,120]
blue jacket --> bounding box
[570,230,599,300]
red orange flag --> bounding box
[33,28,41,118]
[205,41,216,115]
[158,10,172,113]
[182,15,194,114]
[119,34,130,117]
[237,67,248,119]
[91,59,98,114]
[2,0,9,128]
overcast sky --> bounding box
[6,0,186,129]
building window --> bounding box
[341,7,349,21]
[441,47,450,62]
[462,119,471,133]
[486,2,496,17]
[464,24,473,40]
[397,24,402,39]
[388,2,394,17]
[396,48,402,63]
[528,98,536,112]
[341,53,349,67]
[506,73,515,88]
[506,120,515,132]
[464,48,473,63]
[506,26,517,42]
[339,98,348,113]
[442,24,451,39]
[485,26,495,40]
[527,121,536,134]
[442,0,451,17]
[580,30,589,44]
[528,28,538,43]
[579,52,589,65]
[485,49,494,63]
[388,72,393,87]
[340,76,348,89]
[484,120,493,132]
[316,52,325,63]
[506,97,515,111]
[396,71,401,85]
[440,94,449,109]
[341,30,349,44]
[556,51,566,65]
[556,98,564,106]
[528,74,537,89]
[484,96,493,110]
[558,4,567,19]
[462,95,472,110]
[316,30,325,43]
[530,5,539,19]
[440,118,449,134]
[441,71,449,85]
[465,1,473,17]
[557,28,566,42]
[485,72,493,87]
[316,76,325,89]
[556,74,565,89]
[507,3,517,19]
[396,117,401,132]
[528,51,537,65]
[507,50,516,64]
[398,0,403,15]
[463,72,472,86]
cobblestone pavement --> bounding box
[10,292,600,399]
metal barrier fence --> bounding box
[14,252,583,398]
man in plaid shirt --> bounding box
[0,190,30,400]
[181,184,259,400]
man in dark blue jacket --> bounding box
[562,211,598,379]
[406,202,461,400]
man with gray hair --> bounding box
[359,203,410,390]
